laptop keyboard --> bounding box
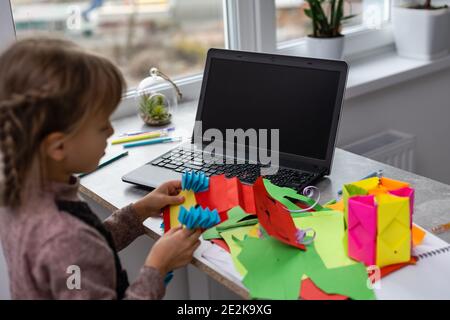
[150,147,320,191]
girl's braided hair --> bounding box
[0,38,125,208]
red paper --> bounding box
[300,278,348,300]
[379,257,417,279]
[211,239,230,252]
[253,177,305,250]
[163,206,171,233]
[196,175,256,219]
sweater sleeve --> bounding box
[33,227,165,300]
[103,204,146,251]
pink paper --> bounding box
[348,195,377,266]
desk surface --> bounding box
[80,99,450,299]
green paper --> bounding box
[219,226,255,276]
[237,237,307,299]
[343,183,368,224]
[308,263,376,300]
[263,179,328,212]
[293,211,356,269]
[203,206,256,240]
[237,237,375,300]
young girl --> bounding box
[0,38,201,299]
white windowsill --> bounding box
[345,48,450,100]
[114,48,450,120]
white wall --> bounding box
[337,66,450,185]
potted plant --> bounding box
[304,0,356,60]
[139,93,172,126]
[393,0,449,60]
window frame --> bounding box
[3,0,396,119]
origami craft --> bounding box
[181,170,209,192]
[253,177,309,250]
[178,205,220,229]
[344,176,414,267]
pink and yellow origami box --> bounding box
[343,177,414,268]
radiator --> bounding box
[342,130,416,172]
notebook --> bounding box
[375,227,450,300]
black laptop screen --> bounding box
[199,57,341,161]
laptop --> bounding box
[122,48,348,191]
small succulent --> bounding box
[139,93,171,125]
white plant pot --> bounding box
[306,36,344,60]
[392,7,450,61]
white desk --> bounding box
[80,99,450,299]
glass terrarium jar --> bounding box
[135,67,182,126]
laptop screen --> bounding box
[198,57,342,161]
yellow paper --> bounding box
[220,226,254,276]
[352,177,380,191]
[325,199,344,212]
[248,224,260,238]
[376,193,411,267]
[169,190,197,229]
[294,211,356,269]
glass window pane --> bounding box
[276,0,389,43]
[11,0,225,88]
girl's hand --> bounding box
[132,180,184,221]
[145,226,202,276]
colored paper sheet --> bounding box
[220,226,254,277]
[347,195,377,266]
[300,278,348,300]
[376,193,411,267]
[325,199,344,212]
[237,237,310,299]
[195,175,256,216]
[293,211,356,269]
[253,178,305,250]
[307,261,376,300]
[263,179,326,211]
[237,237,375,300]
[211,239,230,253]
[202,206,256,240]
[166,190,197,231]
[412,225,426,246]
[378,257,417,279]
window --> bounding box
[275,0,390,44]
[11,0,225,87]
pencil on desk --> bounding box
[123,137,182,148]
[432,222,450,234]
[79,151,129,178]
[112,132,163,145]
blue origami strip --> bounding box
[181,171,209,192]
[178,206,220,229]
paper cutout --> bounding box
[376,193,411,267]
[412,225,426,246]
[263,179,327,212]
[195,175,256,222]
[182,170,209,192]
[294,211,356,269]
[211,238,230,252]
[164,189,197,232]
[379,257,417,279]
[220,226,255,277]
[325,199,344,212]
[253,177,306,250]
[237,237,375,300]
[202,206,256,240]
[307,261,376,300]
[178,206,220,229]
[300,278,348,300]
